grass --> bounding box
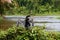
[35,12,60,16]
[5,11,60,16]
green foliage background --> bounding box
[3,0,60,15]
[0,26,60,40]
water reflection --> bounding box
[34,23,60,31]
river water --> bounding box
[4,16,60,31]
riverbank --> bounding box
[5,11,60,16]
[0,17,16,30]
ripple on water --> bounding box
[34,23,60,31]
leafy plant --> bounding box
[0,26,60,40]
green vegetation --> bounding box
[0,16,3,21]
[0,0,60,40]
[12,11,60,16]
[0,0,14,16]
[56,17,60,19]
[0,0,60,16]
[0,26,60,40]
